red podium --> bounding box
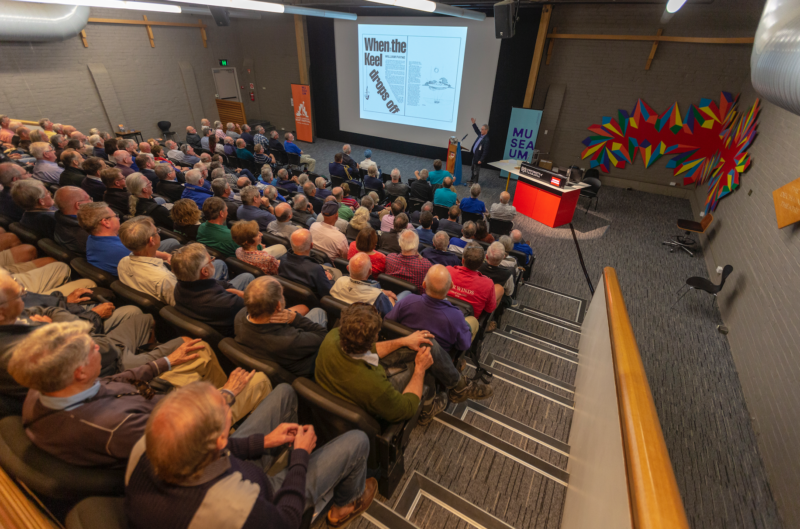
[513,172,583,228]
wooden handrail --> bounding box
[547,32,753,44]
[604,267,689,529]
[0,466,55,528]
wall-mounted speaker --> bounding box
[494,0,517,39]
[209,7,230,27]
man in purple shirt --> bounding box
[31,142,63,184]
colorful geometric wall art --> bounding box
[581,93,761,213]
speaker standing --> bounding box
[468,118,490,186]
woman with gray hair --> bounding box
[346,206,371,239]
[126,172,173,229]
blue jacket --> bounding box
[237,205,276,232]
[181,183,213,209]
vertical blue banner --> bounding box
[502,107,543,180]
[453,142,463,185]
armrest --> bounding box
[70,258,116,288]
[38,238,77,263]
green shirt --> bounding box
[196,222,239,258]
[338,203,354,221]
[315,328,420,423]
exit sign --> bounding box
[219,59,228,66]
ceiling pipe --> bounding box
[751,0,800,116]
[0,0,89,41]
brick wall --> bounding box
[0,8,298,140]
[532,0,762,188]
[691,78,800,528]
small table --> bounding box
[115,130,144,144]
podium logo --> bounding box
[296,102,308,118]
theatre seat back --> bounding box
[38,238,77,263]
[159,306,225,351]
[110,281,165,316]
[225,257,264,278]
[276,276,319,308]
[377,274,418,296]
[9,223,39,246]
[217,338,295,386]
[70,258,117,288]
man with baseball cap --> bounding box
[309,200,348,261]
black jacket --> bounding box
[410,210,439,232]
[0,188,24,222]
[278,252,333,299]
[291,208,315,227]
[471,123,489,164]
[186,133,203,151]
[409,180,433,202]
[174,279,243,337]
[220,197,240,222]
[378,230,402,254]
[268,138,285,153]
[156,179,184,203]
[20,210,56,239]
[59,166,87,187]
[342,153,359,173]
[308,195,324,215]
[134,197,173,230]
[438,218,463,235]
[54,211,88,256]
[81,176,106,202]
[421,247,462,267]
[104,188,130,217]
[140,168,159,186]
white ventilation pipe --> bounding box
[751,0,800,116]
[0,0,89,41]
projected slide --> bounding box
[358,24,467,132]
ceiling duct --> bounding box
[0,0,89,41]
[751,0,800,116]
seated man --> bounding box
[360,195,382,231]
[317,303,450,425]
[459,184,487,216]
[100,167,130,217]
[342,144,359,174]
[125,382,376,529]
[360,148,377,174]
[329,152,355,180]
[185,125,202,150]
[291,194,316,227]
[330,252,396,316]
[309,200,349,261]
[410,201,439,232]
[171,243,254,336]
[30,141,63,184]
[112,150,135,177]
[333,186,355,222]
[13,179,56,239]
[409,168,433,202]
[426,158,451,185]
[275,168,300,193]
[316,176,332,200]
[238,186,276,232]
[181,169,214,209]
[235,276,327,377]
[154,163,183,202]
[385,168,408,197]
[267,202,298,239]
[80,203,180,276]
[235,138,253,161]
[380,200,403,233]
[438,205,463,234]
[283,132,316,172]
[211,176,240,222]
[304,181,324,214]
[447,243,501,319]
[58,149,86,187]
[433,177,459,208]
[179,143,201,165]
[53,186,91,256]
[196,197,241,258]
[416,211,435,246]
[80,157,107,202]
[278,229,339,299]
[363,165,384,191]
[136,153,158,186]
[448,221,477,253]
[490,191,517,221]
[377,213,410,254]
[8,322,270,466]
[0,162,30,222]
[422,231,464,267]
[384,230,432,292]
[479,241,520,320]
[511,229,534,265]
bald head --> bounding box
[113,150,131,166]
[332,187,343,201]
[54,186,89,216]
[237,176,250,189]
[274,202,292,222]
[423,265,452,299]
[500,191,511,204]
[349,252,372,280]
[139,142,151,154]
[290,228,312,255]
[511,229,523,243]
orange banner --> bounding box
[446,139,458,173]
[291,84,313,143]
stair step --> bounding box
[520,283,588,324]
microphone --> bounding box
[461,133,469,141]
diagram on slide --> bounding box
[358,24,467,132]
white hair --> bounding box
[398,230,419,253]
[185,169,203,185]
[486,241,506,265]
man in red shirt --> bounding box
[385,230,432,292]
[446,243,502,319]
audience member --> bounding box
[235,276,327,377]
[170,198,202,240]
[88,135,105,159]
[449,221,477,252]
[225,122,241,140]
[479,241,520,320]
[490,191,516,221]
[360,149,377,173]
[127,172,173,229]
[341,183,359,209]
[179,143,201,165]
[381,200,403,232]
[291,193,316,227]
[9,322,270,466]
[316,176,332,199]
[316,303,446,424]
[53,186,91,255]
[347,227,385,279]
[267,202,298,239]
[155,164,183,202]
[238,185,276,231]
[211,176,240,222]
[235,138,254,162]
[13,179,56,239]
[283,132,316,172]
[409,169,433,202]
[103,137,118,160]
[346,206,370,240]
[181,169,213,209]
[112,149,135,177]
[360,195,382,230]
[385,168,408,197]
[330,252,396,316]
[329,152,355,180]
[171,243,255,336]
[427,159,451,185]
[460,184,487,216]
[125,382,375,529]
[341,144,359,173]
[100,167,130,216]
[185,126,202,150]
[385,230,432,292]
[240,124,254,146]
[30,142,63,183]
[276,168,299,193]
[422,231,462,267]
[378,213,410,254]
[0,162,30,221]
[447,243,500,319]
[433,177,459,208]
[332,186,355,222]
[58,149,86,187]
[511,229,534,264]
[213,121,226,141]
[196,198,241,258]
[438,205,463,234]
[0,115,13,143]
[416,211,435,245]
[309,201,348,261]
[363,164,384,191]
[231,220,286,275]
[267,129,285,155]
[136,153,158,185]
[278,229,340,298]
[253,143,269,164]
[475,220,494,243]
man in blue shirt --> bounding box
[426,159,451,186]
[329,153,355,180]
[459,184,487,216]
[416,211,435,246]
[511,229,534,264]
[433,177,459,208]
[237,186,276,232]
[422,232,462,267]
[181,169,213,209]
[79,202,179,276]
[449,221,476,252]
[283,132,316,172]
[239,124,254,147]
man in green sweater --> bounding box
[315,302,448,425]
[196,197,239,258]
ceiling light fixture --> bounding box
[14,0,181,12]
[365,0,485,20]
[176,0,283,14]
[666,0,687,13]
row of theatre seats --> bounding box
[0,209,530,528]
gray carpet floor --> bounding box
[300,138,781,529]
